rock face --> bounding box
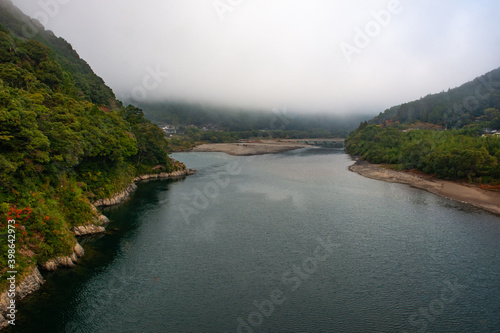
[96,213,110,225]
[0,266,44,329]
[133,169,196,182]
[72,224,106,236]
[91,204,110,224]
[94,168,195,207]
[93,183,138,207]
[0,242,86,328]
[71,205,108,237]
[73,243,85,257]
[39,242,86,272]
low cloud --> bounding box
[12,0,500,115]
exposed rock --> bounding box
[93,183,137,207]
[40,256,75,271]
[0,314,6,330]
[16,268,44,299]
[39,242,86,271]
[96,213,110,224]
[73,242,85,258]
[91,205,110,225]
[133,169,196,181]
[71,204,108,237]
[0,266,44,329]
[94,168,195,207]
[152,165,165,170]
[72,224,106,236]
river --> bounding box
[7,148,500,332]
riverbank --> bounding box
[349,159,500,215]
[93,168,196,207]
[0,167,195,330]
[190,140,309,156]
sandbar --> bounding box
[190,140,309,156]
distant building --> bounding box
[481,129,500,138]
[162,125,177,135]
[201,124,221,132]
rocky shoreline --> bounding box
[0,267,44,329]
[38,243,86,271]
[93,169,196,207]
[0,168,195,329]
[0,242,89,329]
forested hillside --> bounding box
[0,0,116,106]
[372,68,500,129]
[0,1,177,289]
[347,67,500,185]
[347,125,500,183]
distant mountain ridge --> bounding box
[371,67,500,128]
[135,100,369,136]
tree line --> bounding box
[371,68,500,129]
[346,123,500,184]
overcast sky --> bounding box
[11,0,500,115]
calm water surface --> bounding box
[8,148,500,332]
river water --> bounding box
[8,148,500,332]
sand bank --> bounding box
[190,140,309,156]
[349,160,500,216]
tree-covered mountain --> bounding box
[0,0,116,107]
[347,68,500,185]
[371,67,500,129]
[0,0,179,292]
[135,100,368,137]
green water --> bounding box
[8,149,500,332]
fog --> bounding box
[12,0,500,115]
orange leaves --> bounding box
[478,184,500,191]
[5,205,32,224]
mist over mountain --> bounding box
[0,0,117,107]
[369,67,500,129]
[133,100,370,136]
[10,0,500,115]
[346,68,500,184]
